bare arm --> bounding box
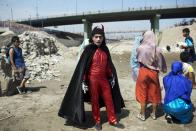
[9,48,16,70]
[187,72,196,88]
[159,53,167,73]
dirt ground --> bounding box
[0,45,196,131]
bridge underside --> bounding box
[18,7,196,40]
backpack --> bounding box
[4,47,14,65]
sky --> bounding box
[0,0,195,33]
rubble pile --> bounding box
[19,31,58,57]
[18,31,64,81]
[25,55,63,82]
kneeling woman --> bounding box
[163,61,193,124]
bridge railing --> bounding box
[17,4,196,22]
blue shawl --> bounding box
[163,61,192,104]
[130,36,142,81]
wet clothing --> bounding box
[163,61,193,124]
[58,44,125,124]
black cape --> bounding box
[58,43,125,123]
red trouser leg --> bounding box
[89,77,117,124]
[100,79,117,124]
[89,78,101,123]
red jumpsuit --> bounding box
[87,48,117,124]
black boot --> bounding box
[64,118,73,126]
[110,122,125,129]
[94,123,102,130]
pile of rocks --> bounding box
[19,31,58,57]
[25,55,63,82]
[18,31,64,82]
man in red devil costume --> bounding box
[58,25,125,130]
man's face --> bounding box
[14,40,20,47]
[92,34,104,46]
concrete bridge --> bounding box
[17,5,196,39]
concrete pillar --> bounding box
[41,20,44,27]
[150,14,160,35]
[82,19,92,40]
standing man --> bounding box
[9,36,31,94]
[181,28,196,63]
[58,25,125,130]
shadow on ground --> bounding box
[145,104,165,119]
[65,109,130,130]
[26,86,47,92]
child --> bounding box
[181,28,196,63]
[180,51,196,89]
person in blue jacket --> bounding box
[181,28,196,63]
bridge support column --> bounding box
[82,19,92,40]
[150,14,160,35]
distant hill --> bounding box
[0,21,83,40]
[0,21,40,34]
[0,21,83,47]
[159,22,196,47]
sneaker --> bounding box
[150,113,156,120]
[24,88,32,94]
[165,114,173,124]
[94,123,102,130]
[16,86,22,94]
[110,122,125,129]
[137,113,145,121]
[25,90,32,94]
